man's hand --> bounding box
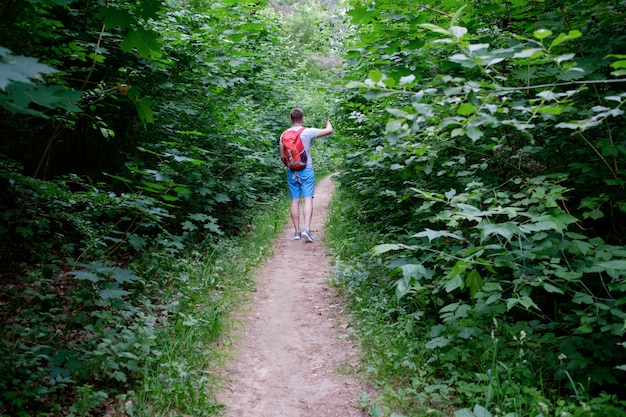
[319,119,333,137]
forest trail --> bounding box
[216,175,370,417]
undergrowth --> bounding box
[326,186,626,417]
[0,188,289,417]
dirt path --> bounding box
[216,175,370,417]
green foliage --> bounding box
[331,0,626,415]
[0,0,341,415]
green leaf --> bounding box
[364,89,395,100]
[99,286,131,300]
[128,234,147,250]
[450,26,468,39]
[8,83,82,112]
[466,125,483,141]
[457,103,476,116]
[472,404,492,417]
[597,260,626,270]
[98,8,135,29]
[507,298,520,311]
[182,220,198,231]
[110,268,142,284]
[542,283,563,294]
[569,239,592,255]
[425,336,450,349]
[418,23,451,36]
[479,222,521,241]
[533,29,553,40]
[401,264,428,280]
[346,81,367,89]
[137,0,162,20]
[0,53,58,90]
[414,228,464,242]
[119,28,160,57]
[573,292,594,304]
[445,274,464,293]
[70,270,101,282]
[399,74,415,85]
[135,97,155,123]
[550,30,582,49]
[513,48,545,59]
[455,409,476,417]
[466,269,483,298]
[368,70,383,83]
[610,60,626,69]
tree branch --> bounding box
[0,0,11,21]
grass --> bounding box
[128,194,291,417]
[129,170,341,416]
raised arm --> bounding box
[316,119,334,138]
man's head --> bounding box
[290,108,304,123]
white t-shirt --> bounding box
[283,126,319,169]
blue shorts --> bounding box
[287,168,315,199]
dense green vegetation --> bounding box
[1,0,625,416]
[328,0,626,416]
[1,0,338,415]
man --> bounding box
[279,108,333,243]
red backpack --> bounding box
[280,127,307,170]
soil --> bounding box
[216,175,371,417]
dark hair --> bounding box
[290,108,304,123]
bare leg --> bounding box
[303,197,313,231]
[290,198,301,232]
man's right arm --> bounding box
[316,119,334,138]
[279,141,286,165]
